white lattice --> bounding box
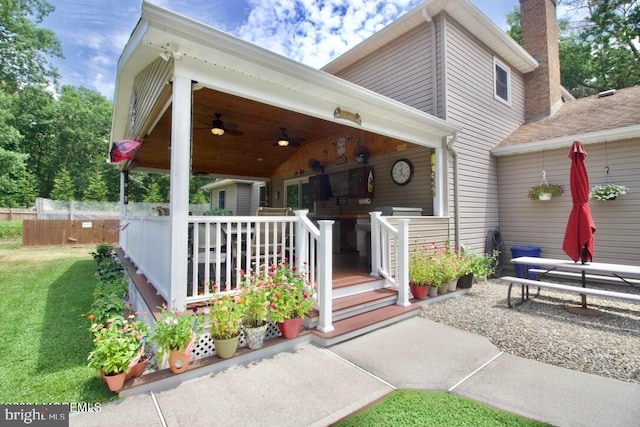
[192,322,283,359]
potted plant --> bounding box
[527,183,564,201]
[87,315,147,392]
[458,249,500,288]
[590,184,628,201]
[239,277,271,349]
[209,292,245,359]
[262,259,314,339]
[152,305,201,374]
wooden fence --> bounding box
[0,208,37,221]
[22,219,121,247]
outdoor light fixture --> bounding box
[210,113,225,136]
[277,127,289,146]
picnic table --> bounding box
[502,257,640,315]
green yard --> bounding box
[0,239,116,404]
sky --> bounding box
[42,0,521,100]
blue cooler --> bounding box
[510,246,541,279]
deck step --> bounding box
[306,288,398,327]
[311,303,421,346]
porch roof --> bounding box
[111,1,460,179]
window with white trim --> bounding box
[218,190,226,210]
[494,57,511,105]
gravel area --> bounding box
[419,279,640,385]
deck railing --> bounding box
[370,212,410,306]
[119,211,334,324]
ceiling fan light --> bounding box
[211,127,225,136]
[277,138,289,147]
[211,115,225,136]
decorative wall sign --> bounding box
[335,137,347,164]
[334,107,362,125]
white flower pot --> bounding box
[538,193,552,201]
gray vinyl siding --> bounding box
[130,58,173,138]
[331,25,435,115]
[443,15,526,253]
[497,138,640,268]
[235,183,253,216]
[250,182,266,213]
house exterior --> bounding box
[109,0,640,338]
[202,179,266,216]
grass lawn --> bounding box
[0,239,117,404]
[335,390,550,426]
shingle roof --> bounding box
[496,85,640,148]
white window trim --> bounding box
[493,57,511,106]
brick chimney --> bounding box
[520,0,562,121]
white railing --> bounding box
[370,211,410,306]
[120,216,172,302]
[119,211,334,330]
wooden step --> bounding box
[312,303,421,346]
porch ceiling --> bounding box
[137,87,360,179]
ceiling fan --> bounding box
[195,113,244,136]
[272,127,305,147]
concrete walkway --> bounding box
[70,317,640,427]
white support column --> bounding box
[168,74,192,311]
[369,211,382,276]
[119,171,126,248]
[396,219,410,307]
[316,220,334,333]
[294,209,309,272]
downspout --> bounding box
[421,7,438,116]
[447,132,460,249]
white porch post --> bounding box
[168,74,192,311]
[369,211,381,276]
[396,219,410,307]
[119,171,126,248]
[317,220,334,333]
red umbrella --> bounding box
[562,141,596,262]
[562,141,597,315]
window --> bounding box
[494,57,511,105]
[284,177,313,212]
[258,185,266,207]
[218,190,226,210]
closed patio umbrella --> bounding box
[562,141,597,315]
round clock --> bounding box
[391,159,414,186]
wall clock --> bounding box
[391,158,414,186]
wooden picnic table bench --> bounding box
[500,275,640,308]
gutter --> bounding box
[422,7,438,116]
[446,132,460,249]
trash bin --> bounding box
[510,246,541,279]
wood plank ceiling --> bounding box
[136,87,358,178]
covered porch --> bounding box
[111,3,460,334]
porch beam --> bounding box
[168,73,192,310]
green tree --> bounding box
[18,169,38,206]
[83,167,108,201]
[53,86,112,196]
[143,180,163,203]
[0,147,29,206]
[0,90,22,151]
[0,0,63,93]
[10,85,57,194]
[50,167,75,200]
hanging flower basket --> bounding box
[528,183,564,200]
[590,184,628,201]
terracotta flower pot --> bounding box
[101,370,126,392]
[277,318,303,339]
[168,350,191,374]
[409,283,429,300]
[126,358,148,380]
